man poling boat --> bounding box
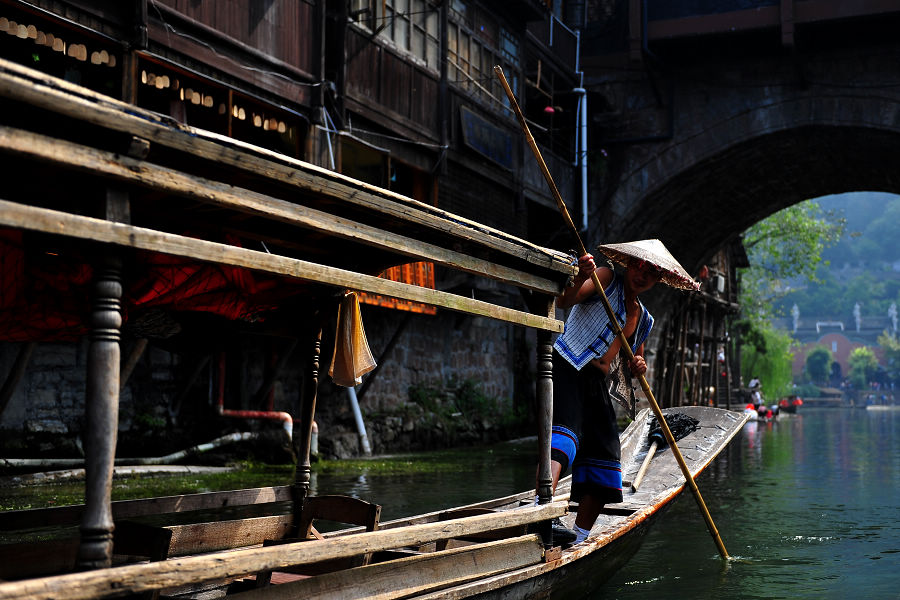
[494,64,732,560]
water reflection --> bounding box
[598,408,900,600]
[311,438,538,522]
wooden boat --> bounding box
[0,405,748,599]
[778,396,803,414]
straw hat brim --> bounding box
[596,239,700,291]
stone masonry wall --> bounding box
[0,301,537,460]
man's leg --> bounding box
[573,493,604,531]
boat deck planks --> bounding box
[227,535,545,600]
[0,503,568,600]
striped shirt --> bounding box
[553,272,654,371]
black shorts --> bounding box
[550,352,624,504]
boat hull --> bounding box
[467,502,671,600]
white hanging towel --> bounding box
[329,291,377,387]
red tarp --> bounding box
[0,229,294,342]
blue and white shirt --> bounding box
[553,272,654,371]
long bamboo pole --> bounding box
[494,65,730,560]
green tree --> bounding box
[804,346,833,385]
[848,346,878,390]
[877,330,900,385]
[738,201,844,392]
[740,324,795,399]
[741,201,845,322]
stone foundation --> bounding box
[0,302,539,461]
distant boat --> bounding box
[744,404,777,422]
[778,395,804,414]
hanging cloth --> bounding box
[329,291,377,387]
[607,350,637,419]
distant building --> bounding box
[774,314,891,381]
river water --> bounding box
[5,407,896,598]
[312,407,900,599]
[598,407,900,600]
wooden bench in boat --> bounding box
[251,494,382,585]
[433,507,528,551]
[0,485,340,579]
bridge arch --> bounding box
[588,46,900,399]
[596,57,900,273]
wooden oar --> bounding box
[630,437,661,493]
[631,412,699,492]
[494,65,731,560]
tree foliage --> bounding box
[804,346,833,385]
[741,201,845,323]
[737,201,844,391]
[876,330,900,384]
[740,324,794,399]
[848,346,878,390]
[777,193,900,320]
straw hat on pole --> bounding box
[596,239,700,291]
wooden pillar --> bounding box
[704,314,719,406]
[77,187,129,570]
[628,0,643,62]
[665,306,684,408]
[725,323,734,410]
[77,256,123,569]
[692,301,707,406]
[291,311,324,533]
[675,301,690,407]
[535,324,554,548]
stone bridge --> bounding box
[581,1,900,272]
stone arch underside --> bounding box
[601,92,900,273]
[592,87,900,391]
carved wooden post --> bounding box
[290,311,324,533]
[535,297,555,548]
[77,188,128,570]
[77,253,123,569]
[535,327,554,497]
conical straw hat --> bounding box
[596,239,699,291]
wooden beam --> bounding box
[0,503,566,600]
[0,199,564,333]
[0,125,568,295]
[165,515,294,557]
[0,486,293,532]
[781,0,795,47]
[0,59,572,276]
[228,535,544,600]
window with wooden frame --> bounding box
[135,58,304,159]
[350,0,440,71]
[447,9,520,111]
